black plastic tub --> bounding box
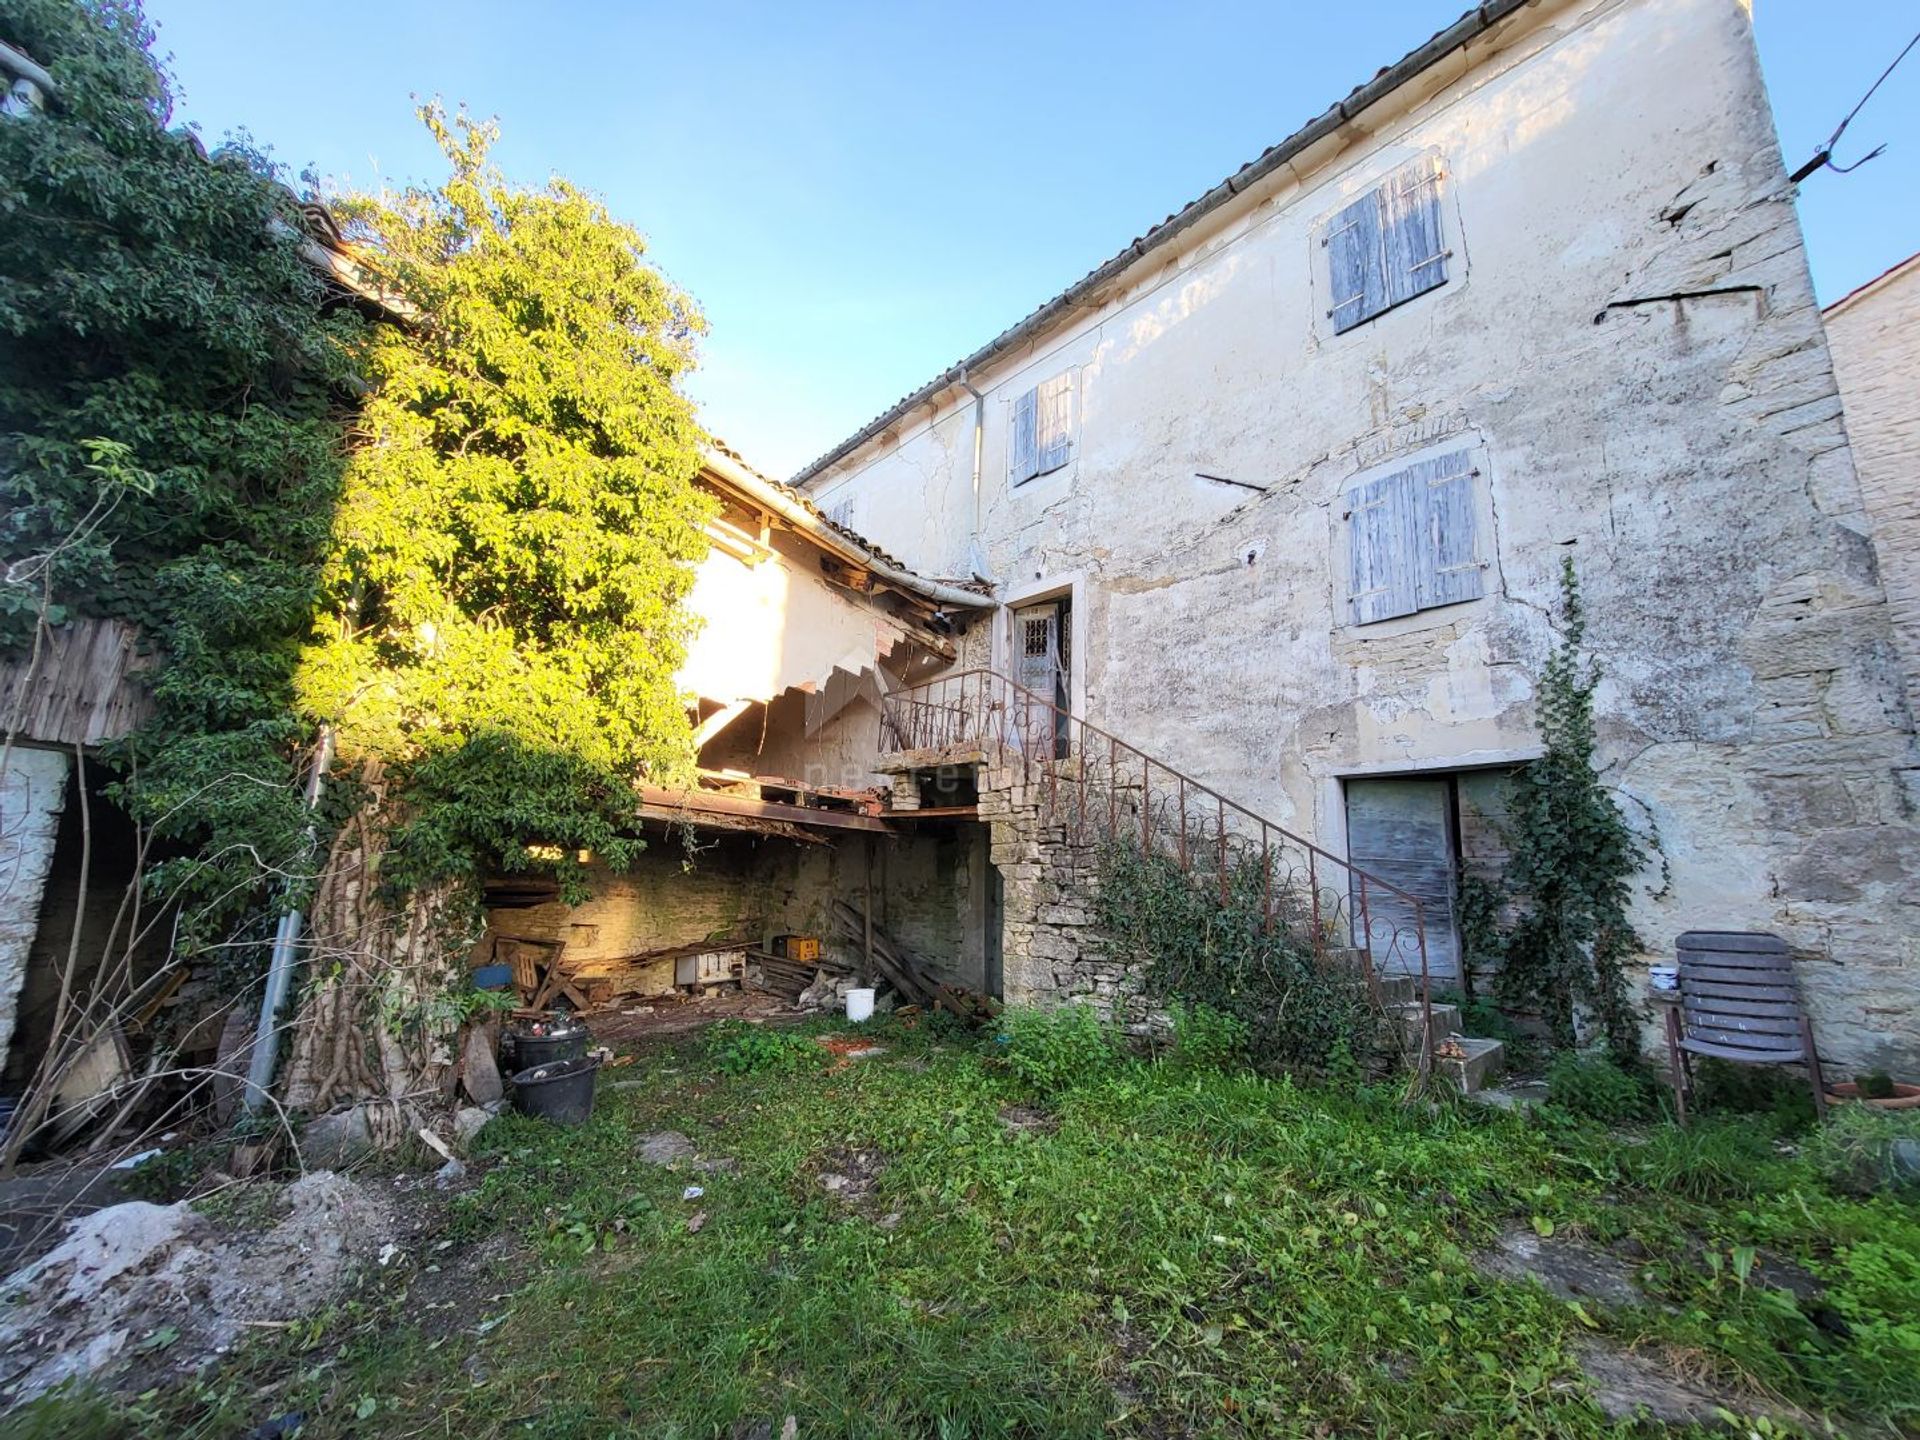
[503,1025,588,1072]
[509,1056,600,1125]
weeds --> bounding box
[702,1019,824,1076]
[13,1028,1920,1438]
[1546,1050,1658,1123]
[994,1003,1120,1094]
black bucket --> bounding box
[503,1025,588,1072]
[510,1056,600,1125]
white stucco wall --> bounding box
[1826,256,1920,715]
[0,747,70,1073]
[678,529,916,707]
[802,0,1920,1069]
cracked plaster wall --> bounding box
[812,0,1920,1069]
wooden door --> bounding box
[1012,599,1070,759]
[1344,777,1460,983]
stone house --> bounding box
[789,0,1920,1074]
[1825,252,1920,716]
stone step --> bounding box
[1434,1035,1506,1095]
[1391,1000,1462,1043]
[1373,973,1417,1005]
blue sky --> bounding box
[142,1,1920,480]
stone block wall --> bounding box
[978,761,1144,1021]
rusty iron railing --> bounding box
[880,667,1436,1074]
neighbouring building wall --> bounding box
[0,748,69,1075]
[679,529,915,714]
[1825,255,1920,713]
[806,0,1920,1070]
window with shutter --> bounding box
[1413,450,1483,609]
[1346,448,1483,624]
[1007,387,1038,485]
[1008,370,1075,485]
[1035,372,1074,476]
[1323,154,1450,333]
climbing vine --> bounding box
[0,0,363,948]
[1473,556,1654,1058]
[1094,838,1391,1075]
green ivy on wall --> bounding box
[0,0,364,947]
[1475,556,1657,1058]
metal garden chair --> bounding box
[1664,930,1827,1124]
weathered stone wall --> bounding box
[1825,257,1920,715]
[0,747,69,1075]
[979,761,1138,1017]
[808,0,1920,1071]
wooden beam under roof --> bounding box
[638,786,897,835]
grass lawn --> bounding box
[9,1014,1919,1439]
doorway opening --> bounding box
[1012,595,1071,760]
[1341,768,1516,994]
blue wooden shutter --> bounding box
[1384,155,1448,306]
[1325,190,1386,334]
[1035,372,1073,475]
[1414,450,1482,608]
[1008,387,1038,484]
[1348,469,1419,623]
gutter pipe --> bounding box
[243,725,333,1114]
[0,38,57,107]
[955,368,996,585]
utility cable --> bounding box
[1789,27,1920,183]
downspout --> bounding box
[244,725,333,1114]
[955,368,995,586]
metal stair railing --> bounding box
[880,667,1436,1071]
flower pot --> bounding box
[1825,1080,1920,1111]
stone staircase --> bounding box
[880,669,1506,1093]
[1370,966,1507,1094]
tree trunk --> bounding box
[281,773,481,1133]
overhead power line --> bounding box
[1789,27,1920,183]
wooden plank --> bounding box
[1681,1005,1801,1036]
[0,618,155,747]
[1683,1027,1804,1058]
[1680,989,1800,1017]
[640,786,896,834]
[1681,975,1797,998]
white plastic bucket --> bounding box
[845,987,876,1023]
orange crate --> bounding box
[778,935,822,962]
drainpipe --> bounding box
[955,368,995,586]
[244,726,333,1114]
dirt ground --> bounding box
[583,984,810,1046]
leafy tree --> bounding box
[297,105,714,904]
[0,0,361,945]
[279,108,715,1110]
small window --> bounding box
[1346,449,1483,624]
[1323,155,1450,333]
[1008,371,1075,485]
